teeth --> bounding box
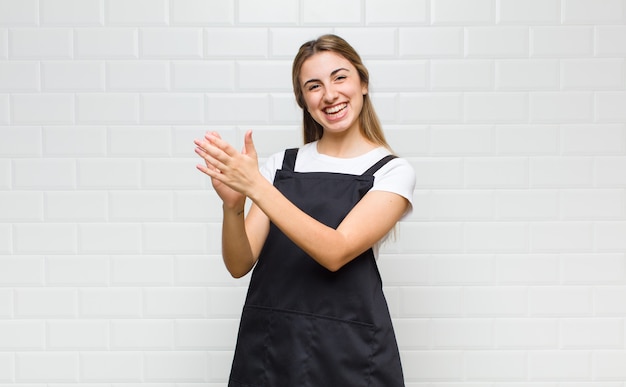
[325,103,346,114]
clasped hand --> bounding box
[194,130,261,207]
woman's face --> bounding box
[299,51,367,137]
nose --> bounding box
[323,84,338,103]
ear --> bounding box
[361,82,368,96]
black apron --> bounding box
[228,148,405,387]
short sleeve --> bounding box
[371,158,416,218]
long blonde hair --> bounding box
[292,34,390,148]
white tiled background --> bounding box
[0,0,625,385]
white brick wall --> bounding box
[0,0,625,385]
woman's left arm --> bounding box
[196,131,410,272]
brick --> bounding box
[398,93,463,123]
[465,222,528,252]
[465,351,527,380]
[496,125,559,155]
[561,124,625,155]
[143,159,205,189]
[431,319,493,348]
[170,0,234,25]
[0,353,13,380]
[238,61,296,91]
[45,191,107,221]
[176,126,237,156]
[77,93,139,123]
[496,190,558,220]
[80,352,143,381]
[14,224,76,254]
[141,28,203,58]
[596,26,626,56]
[0,29,6,59]
[430,60,492,90]
[563,0,625,24]
[377,255,429,285]
[594,351,626,380]
[497,0,560,24]
[112,255,173,285]
[79,288,142,317]
[464,287,528,316]
[561,59,625,90]
[172,61,234,91]
[15,289,76,318]
[0,126,41,157]
[0,256,43,285]
[144,352,208,382]
[428,190,493,219]
[392,319,430,349]
[175,319,238,349]
[531,92,594,123]
[0,321,44,350]
[366,0,428,24]
[399,27,463,58]
[111,320,174,349]
[42,61,105,91]
[40,0,103,25]
[16,353,78,382]
[365,60,427,91]
[107,61,169,91]
[529,351,591,380]
[107,0,167,25]
[401,351,463,380]
[0,289,12,317]
[207,94,270,123]
[78,224,141,253]
[205,28,268,58]
[532,27,593,57]
[47,320,108,349]
[562,253,625,284]
[530,222,593,252]
[0,0,37,25]
[74,28,138,58]
[301,0,361,24]
[495,318,558,348]
[238,0,298,24]
[594,286,626,316]
[0,61,39,91]
[143,223,207,254]
[110,191,173,221]
[530,157,593,187]
[466,27,529,58]
[464,92,528,123]
[145,288,207,318]
[431,254,494,284]
[596,222,626,251]
[400,287,463,317]
[0,191,37,222]
[530,287,592,316]
[269,94,304,124]
[597,92,626,122]
[208,287,248,317]
[109,126,171,156]
[465,157,528,188]
[412,157,463,188]
[46,256,109,286]
[9,28,72,58]
[269,28,334,58]
[561,318,624,348]
[43,126,107,156]
[432,0,494,24]
[595,156,626,186]
[333,28,398,58]
[384,126,429,157]
[0,94,7,124]
[12,93,74,124]
[142,94,204,123]
[0,225,10,254]
[495,59,559,90]
[77,159,141,189]
[560,190,624,220]
[175,255,239,286]
[14,159,75,189]
[400,222,464,253]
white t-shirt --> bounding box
[259,142,416,257]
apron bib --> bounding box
[229,148,405,387]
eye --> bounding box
[307,83,320,91]
[335,75,347,81]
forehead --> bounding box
[300,51,355,79]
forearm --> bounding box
[221,205,256,278]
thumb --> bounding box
[242,130,257,158]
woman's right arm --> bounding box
[221,202,270,278]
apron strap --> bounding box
[361,155,397,176]
[281,148,299,172]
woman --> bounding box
[195,34,415,387]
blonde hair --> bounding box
[292,34,390,148]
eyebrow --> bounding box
[303,67,350,87]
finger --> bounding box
[205,133,238,157]
[242,130,257,158]
[195,146,226,173]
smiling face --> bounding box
[299,51,368,138]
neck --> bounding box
[316,131,378,158]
